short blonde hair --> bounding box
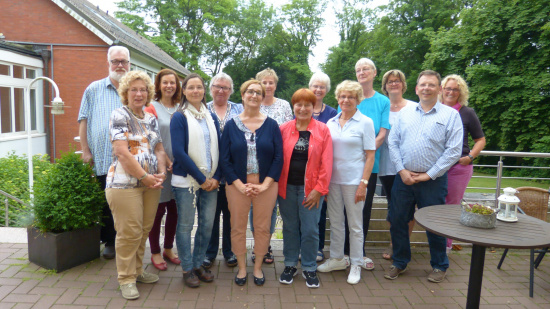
[335,80,364,102]
[255,68,279,84]
[439,74,470,106]
[381,69,407,96]
[240,79,265,99]
[118,70,154,106]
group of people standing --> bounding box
[78,46,485,300]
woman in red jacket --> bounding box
[277,88,333,288]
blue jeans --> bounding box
[173,187,217,272]
[278,185,321,271]
[389,173,449,271]
[205,185,234,259]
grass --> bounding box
[466,172,550,193]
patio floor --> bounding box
[1,243,550,308]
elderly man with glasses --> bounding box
[202,72,243,269]
[78,45,131,260]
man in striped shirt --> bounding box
[77,46,130,259]
[385,70,463,283]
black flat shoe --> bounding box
[234,273,247,286]
[253,271,265,286]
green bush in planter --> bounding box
[33,149,104,233]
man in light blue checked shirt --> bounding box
[385,70,463,283]
[78,46,130,259]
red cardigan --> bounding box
[278,118,333,199]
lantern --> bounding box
[496,187,520,222]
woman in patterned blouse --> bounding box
[105,70,167,300]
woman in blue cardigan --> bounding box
[170,73,221,288]
[220,79,283,286]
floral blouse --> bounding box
[260,98,293,125]
[234,116,267,175]
[106,106,162,189]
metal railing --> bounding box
[0,189,30,227]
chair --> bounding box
[497,187,550,297]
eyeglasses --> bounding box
[212,84,231,92]
[245,89,262,97]
[443,87,460,93]
[130,88,147,94]
[387,80,402,85]
[110,60,129,66]
[355,67,372,74]
[338,95,357,101]
[311,84,326,90]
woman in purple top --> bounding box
[308,72,337,262]
[439,74,486,252]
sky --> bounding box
[87,0,388,72]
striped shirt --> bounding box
[388,102,463,179]
[78,77,122,176]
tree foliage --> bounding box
[116,0,326,100]
[424,0,550,172]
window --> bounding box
[30,89,36,130]
[0,87,11,133]
[0,62,40,135]
[26,69,36,79]
[13,65,24,79]
[0,64,9,76]
[14,88,25,132]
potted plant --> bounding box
[459,202,498,229]
[27,149,105,272]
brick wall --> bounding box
[1,0,110,158]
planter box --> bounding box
[27,225,100,272]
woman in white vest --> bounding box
[170,73,222,288]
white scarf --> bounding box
[182,103,219,194]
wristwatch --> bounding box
[467,154,474,161]
[360,179,369,185]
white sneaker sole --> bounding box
[279,270,298,284]
[302,272,320,288]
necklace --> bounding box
[158,101,179,115]
[127,106,144,119]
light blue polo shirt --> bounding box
[338,91,390,173]
[327,111,376,185]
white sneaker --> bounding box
[344,255,351,267]
[317,258,348,273]
[347,265,361,284]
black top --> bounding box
[458,106,485,157]
[287,131,310,186]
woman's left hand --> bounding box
[206,179,220,192]
[303,189,322,210]
[354,183,368,204]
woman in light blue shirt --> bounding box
[317,80,376,285]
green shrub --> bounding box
[0,152,52,226]
[33,149,104,233]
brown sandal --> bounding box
[382,246,393,260]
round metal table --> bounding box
[415,204,550,309]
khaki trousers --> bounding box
[106,187,161,285]
[226,174,278,257]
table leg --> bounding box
[466,245,486,309]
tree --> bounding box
[116,0,238,72]
[424,0,550,156]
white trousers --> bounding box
[327,183,364,266]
